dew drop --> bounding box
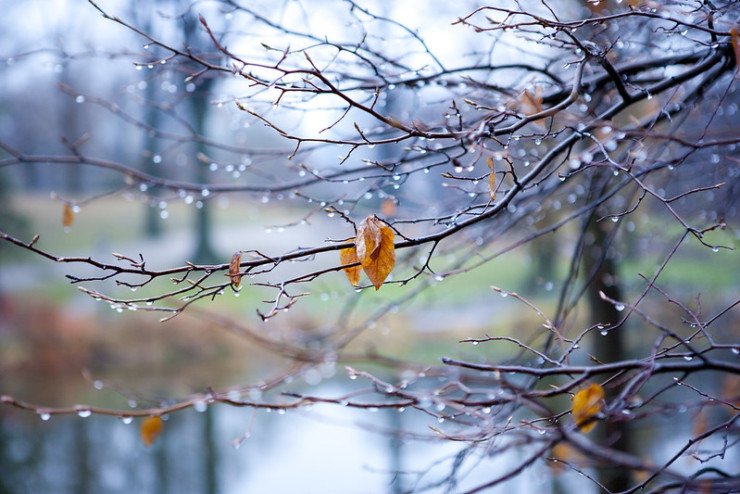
[193,401,208,413]
[75,95,85,104]
[614,303,625,312]
[683,355,693,361]
[121,416,133,425]
[712,246,719,253]
[76,408,92,418]
[600,330,608,336]
[39,412,51,421]
[731,348,739,355]
[93,380,104,390]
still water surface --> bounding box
[1,381,560,494]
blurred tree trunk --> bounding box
[584,174,631,492]
[58,63,82,195]
[183,7,219,265]
[188,85,219,265]
[202,408,218,494]
[143,77,163,239]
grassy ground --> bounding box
[1,192,737,404]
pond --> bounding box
[0,380,569,494]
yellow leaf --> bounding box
[140,416,163,447]
[339,242,361,286]
[486,156,494,170]
[62,203,74,228]
[571,383,604,433]
[355,215,395,290]
[488,173,496,200]
[229,252,242,288]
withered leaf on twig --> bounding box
[140,416,163,447]
[62,203,74,228]
[339,242,361,286]
[571,382,604,433]
[229,252,243,288]
[487,157,496,200]
[341,215,395,290]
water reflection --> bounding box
[0,382,560,494]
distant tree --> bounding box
[1,1,739,492]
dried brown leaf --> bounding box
[571,382,604,433]
[519,86,545,128]
[62,203,74,228]
[362,223,395,290]
[140,416,163,447]
[356,215,383,263]
[339,242,361,286]
[229,252,243,288]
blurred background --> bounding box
[0,1,738,493]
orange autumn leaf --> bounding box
[62,203,74,228]
[380,197,397,217]
[549,443,586,474]
[229,252,243,288]
[363,224,395,290]
[692,407,709,437]
[140,416,163,447]
[355,215,395,290]
[339,242,361,286]
[572,383,604,433]
[519,86,545,128]
[731,26,740,72]
[486,157,496,200]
